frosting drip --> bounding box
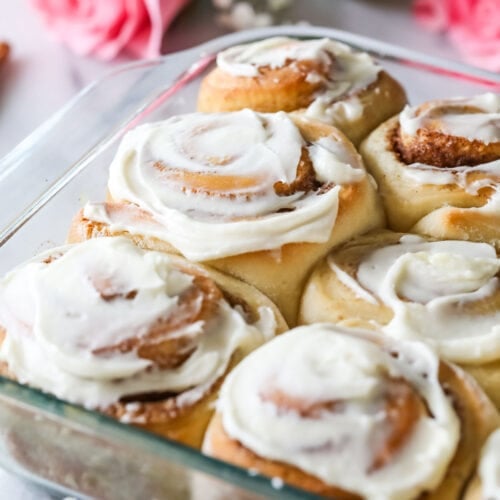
[85,110,366,260]
[218,325,459,500]
[348,235,500,363]
[216,37,380,124]
[479,429,500,500]
[0,237,275,409]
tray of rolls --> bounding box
[0,24,498,499]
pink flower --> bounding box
[30,0,190,60]
[413,0,500,72]
[413,0,452,32]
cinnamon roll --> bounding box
[360,93,500,248]
[203,324,499,499]
[70,110,384,325]
[299,230,500,409]
[0,237,286,448]
[464,429,500,500]
[197,37,407,145]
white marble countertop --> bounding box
[0,0,464,498]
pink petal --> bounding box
[447,0,475,23]
[470,0,500,38]
[92,0,148,60]
[413,0,451,32]
[31,0,190,60]
[31,0,77,16]
[126,0,190,58]
[30,0,108,55]
[450,24,500,71]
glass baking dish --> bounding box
[0,25,498,499]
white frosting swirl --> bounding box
[400,93,500,145]
[343,235,500,363]
[218,325,459,500]
[398,160,500,192]
[216,37,381,124]
[217,36,335,77]
[84,110,366,260]
[478,429,500,500]
[397,93,500,194]
[0,237,275,409]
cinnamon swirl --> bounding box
[71,110,384,325]
[203,324,499,499]
[360,93,500,248]
[197,36,407,145]
[0,237,286,448]
[299,230,500,409]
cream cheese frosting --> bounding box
[400,93,500,145]
[478,429,500,500]
[0,237,276,409]
[84,110,367,260]
[216,36,381,124]
[397,93,500,191]
[217,325,459,500]
[331,235,500,363]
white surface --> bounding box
[0,469,51,499]
[0,0,464,498]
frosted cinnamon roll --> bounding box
[203,324,499,499]
[71,110,384,325]
[197,37,407,145]
[360,93,500,247]
[300,230,500,409]
[464,429,500,500]
[0,237,286,448]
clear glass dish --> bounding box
[0,25,498,499]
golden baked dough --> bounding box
[299,230,500,410]
[464,476,482,500]
[431,362,499,500]
[412,204,500,250]
[72,111,385,326]
[203,325,499,499]
[205,413,359,500]
[198,36,407,145]
[360,94,500,248]
[462,428,500,500]
[0,237,287,449]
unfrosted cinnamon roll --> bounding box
[0,237,286,448]
[299,230,500,409]
[360,93,500,248]
[197,37,407,145]
[203,324,499,499]
[70,110,384,325]
[464,429,500,500]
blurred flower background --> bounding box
[26,0,500,70]
[414,0,500,72]
[0,0,498,160]
[29,0,294,60]
[30,0,192,60]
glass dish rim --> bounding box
[2,23,499,167]
[0,24,498,499]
